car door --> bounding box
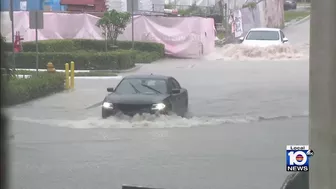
[170,78,187,113]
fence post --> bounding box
[65,63,70,89]
[70,61,75,89]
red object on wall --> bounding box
[14,31,23,53]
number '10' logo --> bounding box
[286,145,313,172]
[288,151,308,166]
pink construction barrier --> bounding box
[1,11,215,58]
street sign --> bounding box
[20,1,27,11]
[29,11,44,29]
[29,10,44,74]
[127,0,138,13]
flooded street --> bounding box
[9,20,310,189]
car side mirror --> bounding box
[239,36,244,41]
[107,87,114,92]
[283,37,289,43]
[171,89,180,94]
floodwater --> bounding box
[8,20,310,189]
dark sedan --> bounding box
[284,0,297,10]
[101,74,189,118]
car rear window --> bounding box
[246,31,280,40]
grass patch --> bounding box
[284,10,310,22]
[14,70,118,77]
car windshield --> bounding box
[114,78,167,95]
[246,30,280,40]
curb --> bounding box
[116,64,142,73]
[285,15,310,27]
[293,15,310,25]
[14,64,143,73]
[74,76,123,79]
[15,75,123,79]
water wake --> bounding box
[205,43,309,61]
[12,111,308,129]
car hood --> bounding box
[242,40,283,47]
[106,93,169,104]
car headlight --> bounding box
[102,102,113,109]
[151,103,166,110]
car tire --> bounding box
[181,99,189,117]
[102,109,109,119]
[185,99,189,111]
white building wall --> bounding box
[139,0,153,11]
[164,0,216,6]
[107,0,164,12]
[107,0,126,11]
[106,0,251,11]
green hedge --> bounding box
[5,72,65,106]
[6,50,136,70]
[134,51,161,63]
[5,39,165,69]
[5,39,165,57]
[6,50,162,69]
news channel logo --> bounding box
[286,145,314,172]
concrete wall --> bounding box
[309,0,336,188]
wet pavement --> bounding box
[8,20,310,189]
[11,118,308,189]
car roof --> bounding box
[123,74,171,80]
[249,27,281,31]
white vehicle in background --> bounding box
[239,28,289,47]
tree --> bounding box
[96,10,131,46]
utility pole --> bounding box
[309,0,336,188]
[9,0,16,70]
[224,2,229,37]
[131,0,134,49]
[219,0,225,34]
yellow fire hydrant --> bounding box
[47,62,56,73]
